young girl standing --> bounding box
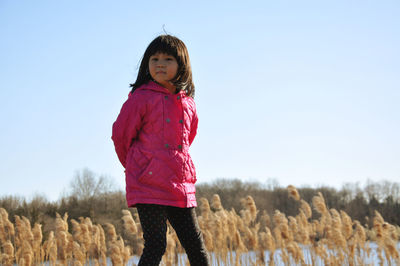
[112,35,210,266]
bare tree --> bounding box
[364,179,381,202]
[69,168,116,200]
[341,182,362,201]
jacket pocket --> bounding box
[138,158,173,191]
[139,158,158,183]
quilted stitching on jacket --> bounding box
[112,81,198,208]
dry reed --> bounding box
[0,188,400,265]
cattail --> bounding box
[240,209,253,227]
[300,200,312,219]
[312,192,328,215]
[116,237,131,265]
[42,230,57,265]
[332,226,346,249]
[72,241,86,264]
[66,233,75,263]
[330,209,342,229]
[0,210,14,243]
[5,220,14,239]
[0,212,6,243]
[242,196,258,222]
[57,231,69,254]
[199,197,211,221]
[55,213,71,264]
[32,223,42,244]
[22,216,34,245]
[80,222,91,252]
[20,240,33,266]
[259,227,275,253]
[96,225,107,266]
[231,229,241,251]
[287,185,300,201]
[373,212,384,240]
[43,231,53,259]
[71,219,83,243]
[260,210,271,229]
[83,217,92,232]
[296,210,312,246]
[211,194,223,211]
[48,239,57,265]
[121,209,138,235]
[354,220,366,244]
[288,216,298,232]
[273,210,291,242]
[55,213,67,232]
[105,223,117,243]
[14,215,34,248]
[88,225,101,262]
[233,209,246,233]
[0,208,9,222]
[296,210,307,231]
[227,212,237,241]
[84,216,95,261]
[1,240,14,266]
[165,229,176,266]
[63,213,69,231]
[273,210,284,226]
[216,208,231,253]
[203,229,214,251]
[286,241,304,264]
[245,225,259,250]
[0,209,11,245]
[280,223,291,241]
[340,210,352,240]
[213,215,224,251]
[32,223,43,263]
[109,242,123,266]
[14,215,22,247]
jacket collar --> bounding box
[138,81,186,96]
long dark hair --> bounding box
[130,35,195,97]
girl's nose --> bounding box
[157,60,167,67]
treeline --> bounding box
[196,178,400,227]
[1,170,399,239]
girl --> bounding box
[112,35,210,266]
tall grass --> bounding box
[0,186,399,265]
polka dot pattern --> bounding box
[137,204,210,266]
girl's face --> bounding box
[149,52,178,92]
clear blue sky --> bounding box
[1,1,399,201]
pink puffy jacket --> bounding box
[112,81,198,208]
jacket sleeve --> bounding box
[188,103,198,146]
[111,93,145,168]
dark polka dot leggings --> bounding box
[136,204,210,266]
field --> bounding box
[0,186,399,265]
